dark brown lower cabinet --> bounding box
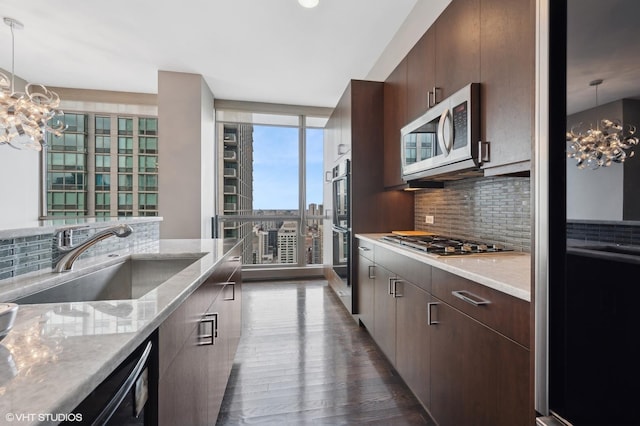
[226,268,242,363]
[395,280,432,409]
[357,250,375,330]
[158,316,208,425]
[355,236,531,426]
[429,299,530,426]
[158,250,242,425]
[372,264,397,365]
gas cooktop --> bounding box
[380,234,511,256]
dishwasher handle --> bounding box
[92,341,153,426]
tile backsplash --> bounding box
[0,220,160,281]
[0,234,53,280]
[415,176,531,252]
[567,220,640,245]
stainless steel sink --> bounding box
[13,256,203,304]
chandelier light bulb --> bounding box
[298,0,319,8]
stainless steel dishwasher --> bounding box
[63,331,158,426]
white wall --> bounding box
[158,71,215,239]
[566,159,623,220]
[0,70,41,229]
[200,78,215,239]
[0,148,40,228]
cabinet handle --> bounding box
[428,90,434,108]
[431,86,440,106]
[358,246,371,252]
[368,265,375,279]
[478,140,490,164]
[223,281,236,301]
[230,255,242,262]
[452,290,491,306]
[388,277,396,295]
[393,280,404,298]
[427,302,440,325]
[198,313,218,346]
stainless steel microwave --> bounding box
[400,83,481,181]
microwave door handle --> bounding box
[437,108,453,157]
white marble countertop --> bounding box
[357,234,531,302]
[0,238,239,426]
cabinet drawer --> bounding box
[375,245,431,293]
[431,268,529,347]
[356,238,375,261]
[159,250,241,378]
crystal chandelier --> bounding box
[0,17,65,151]
[566,79,639,169]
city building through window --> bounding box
[215,109,328,269]
[44,113,159,218]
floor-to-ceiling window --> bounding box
[214,105,330,272]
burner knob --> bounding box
[492,244,504,251]
[445,246,456,253]
[477,244,488,252]
[462,243,474,252]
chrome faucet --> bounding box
[54,224,133,272]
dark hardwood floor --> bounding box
[216,280,435,425]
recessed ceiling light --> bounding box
[298,0,319,8]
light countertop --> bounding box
[357,234,531,302]
[0,238,239,426]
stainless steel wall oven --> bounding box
[332,159,350,285]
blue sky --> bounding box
[252,125,323,210]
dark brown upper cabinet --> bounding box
[383,59,409,189]
[479,0,535,176]
[383,0,534,186]
[406,27,436,123]
[434,0,481,102]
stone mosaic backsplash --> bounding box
[414,176,531,252]
[0,220,160,281]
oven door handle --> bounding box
[91,341,153,426]
[332,225,349,234]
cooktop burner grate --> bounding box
[380,234,511,256]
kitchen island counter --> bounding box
[0,238,240,426]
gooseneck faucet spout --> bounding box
[54,224,133,272]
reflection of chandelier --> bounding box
[0,17,65,151]
[566,79,639,169]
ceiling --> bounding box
[0,0,447,109]
[567,0,640,115]
[3,1,637,116]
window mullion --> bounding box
[298,115,306,267]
